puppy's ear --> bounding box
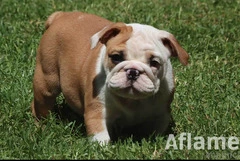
[160,32,189,66]
[99,27,121,45]
[91,22,132,49]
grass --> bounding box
[0,0,239,159]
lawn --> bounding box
[0,0,239,159]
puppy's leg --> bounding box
[84,101,110,145]
[31,63,60,120]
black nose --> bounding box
[126,68,140,80]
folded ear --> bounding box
[91,22,132,49]
[160,32,189,66]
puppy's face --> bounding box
[91,23,189,99]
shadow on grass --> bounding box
[53,101,87,137]
[52,99,176,144]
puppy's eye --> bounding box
[109,53,124,64]
[150,58,161,69]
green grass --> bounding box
[0,0,240,159]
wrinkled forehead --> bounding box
[125,23,169,62]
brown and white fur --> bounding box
[31,11,189,144]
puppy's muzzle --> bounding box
[106,60,160,99]
[126,68,140,80]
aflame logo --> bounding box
[165,133,239,150]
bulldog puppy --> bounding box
[31,11,189,144]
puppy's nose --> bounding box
[126,68,140,80]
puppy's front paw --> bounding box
[91,131,111,146]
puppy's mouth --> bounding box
[106,61,159,99]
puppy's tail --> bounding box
[45,11,64,30]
